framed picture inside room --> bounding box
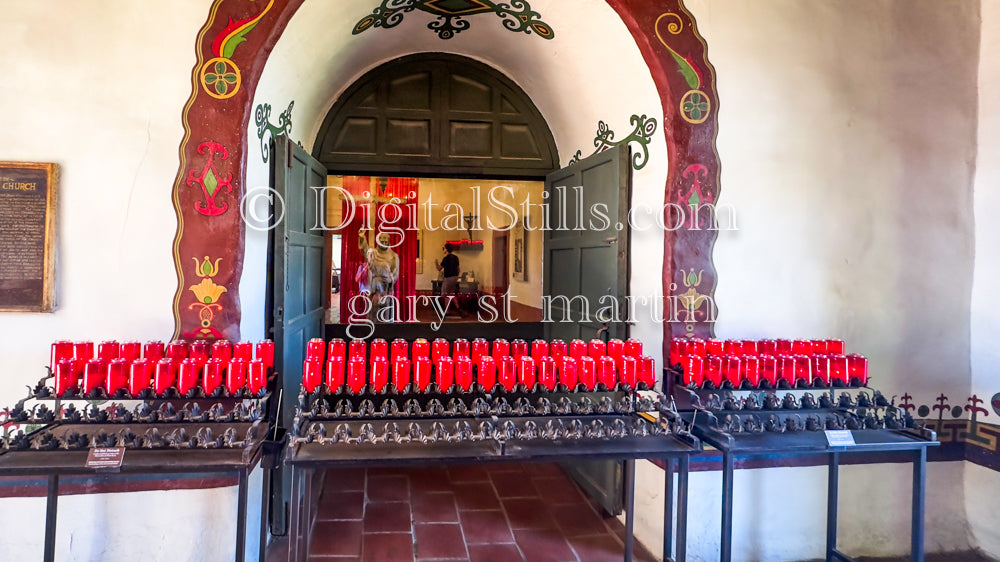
[512,218,526,282]
[0,161,58,312]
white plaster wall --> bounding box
[632,460,969,562]
[968,0,1000,557]
[676,0,979,558]
[0,2,263,560]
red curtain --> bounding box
[339,176,372,314]
[339,176,419,323]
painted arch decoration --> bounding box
[170,0,721,350]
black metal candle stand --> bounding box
[296,384,661,422]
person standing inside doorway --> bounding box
[437,243,460,314]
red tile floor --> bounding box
[287,462,657,562]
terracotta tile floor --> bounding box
[302,462,657,562]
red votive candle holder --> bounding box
[531,339,549,362]
[453,338,470,360]
[370,338,389,361]
[370,357,389,393]
[811,339,829,355]
[50,341,74,372]
[722,340,741,357]
[249,359,266,394]
[455,356,474,391]
[497,356,517,391]
[412,338,430,360]
[597,356,617,390]
[233,341,253,362]
[682,355,704,387]
[793,354,812,385]
[550,339,567,361]
[670,339,687,367]
[577,356,597,390]
[256,340,275,371]
[143,341,165,363]
[791,340,812,356]
[704,355,723,387]
[826,339,846,355]
[326,357,346,391]
[638,356,655,389]
[166,340,189,361]
[555,356,576,390]
[829,354,849,385]
[432,338,450,363]
[348,339,367,362]
[723,355,742,387]
[97,341,119,362]
[413,357,432,392]
[492,338,510,359]
[392,357,411,391]
[624,339,642,359]
[306,338,326,362]
[847,354,868,386]
[82,359,106,394]
[777,355,796,386]
[511,339,529,362]
[390,338,409,363]
[760,355,778,387]
[327,338,347,363]
[347,357,366,394]
[227,358,248,394]
[517,355,536,390]
[811,354,830,386]
[741,340,759,357]
[177,358,199,395]
[607,339,625,360]
[537,356,557,391]
[189,341,210,364]
[106,358,129,394]
[477,355,497,391]
[118,341,141,363]
[74,341,95,361]
[705,339,724,357]
[687,338,707,358]
[619,355,637,388]
[587,339,606,360]
[302,359,322,393]
[758,340,777,356]
[212,340,232,364]
[202,358,223,395]
[153,358,176,396]
[568,339,587,359]
[471,338,489,364]
[775,339,793,355]
[55,359,76,395]
[128,359,151,396]
[436,356,454,391]
[741,355,761,387]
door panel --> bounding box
[543,145,632,515]
[269,135,327,534]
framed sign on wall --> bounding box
[0,161,58,312]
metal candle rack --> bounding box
[1,369,274,454]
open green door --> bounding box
[543,144,632,515]
[269,135,327,533]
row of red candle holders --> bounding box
[301,337,656,394]
[48,339,274,397]
[676,353,869,389]
[669,337,849,366]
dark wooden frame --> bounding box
[0,161,58,312]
